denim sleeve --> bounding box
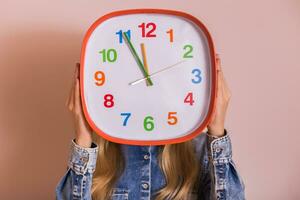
[55,139,98,200]
[197,129,246,200]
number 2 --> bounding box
[183,45,193,58]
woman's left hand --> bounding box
[207,54,232,137]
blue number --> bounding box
[116,30,131,44]
[120,113,131,126]
[191,68,202,84]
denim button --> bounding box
[143,154,149,160]
[142,183,149,189]
[80,156,88,163]
[215,147,221,153]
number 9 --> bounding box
[94,71,105,86]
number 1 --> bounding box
[166,29,174,43]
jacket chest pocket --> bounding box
[110,188,129,200]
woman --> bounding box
[56,55,245,200]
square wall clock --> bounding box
[80,9,218,145]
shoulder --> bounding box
[191,132,208,159]
[192,132,207,149]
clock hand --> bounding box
[140,43,151,86]
[122,32,153,86]
[129,60,187,86]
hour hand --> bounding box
[122,32,153,86]
[140,43,151,86]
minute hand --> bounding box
[129,60,187,86]
[122,32,153,86]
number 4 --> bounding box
[184,92,195,106]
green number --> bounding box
[144,116,154,131]
[183,45,193,58]
[99,49,117,62]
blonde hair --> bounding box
[91,133,200,200]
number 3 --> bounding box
[191,68,202,84]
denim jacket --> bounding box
[56,129,245,200]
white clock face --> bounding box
[81,10,216,145]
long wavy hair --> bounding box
[91,132,200,200]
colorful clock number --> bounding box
[166,28,174,43]
[144,116,154,131]
[191,68,202,84]
[183,44,193,58]
[99,48,117,62]
[120,113,131,126]
[104,94,114,108]
[138,22,157,38]
[167,112,178,125]
[184,92,195,106]
[94,71,105,86]
[116,30,131,44]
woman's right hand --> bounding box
[65,63,93,148]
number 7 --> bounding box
[120,113,131,126]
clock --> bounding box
[80,9,218,145]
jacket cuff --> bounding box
[206,129,232,164]
[68,139,98,175]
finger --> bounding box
[216,70,224,99]
[65,85,73,107]
[219,70,231,101]
[216,54,222,72]
[75,63,80,80]
[74,77,83,113]
[67,63,78,109]
[216,55,228,97]
[216,55,228,94]
[65,65,77,108]
[74,63,83,112]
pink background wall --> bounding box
[1,0,299,199]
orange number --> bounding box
[168,112,178,125]
[94,71,105,86]
[166,29,174,43]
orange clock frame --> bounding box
[80,9,218,146]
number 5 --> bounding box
[167,112,178,125]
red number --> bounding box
[104,94,114,108]
[138,22,157,37]
[184,92,194,106]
